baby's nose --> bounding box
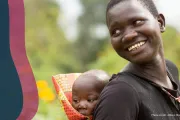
[78,101,87,109]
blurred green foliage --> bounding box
[73,0,110,70]
[25,0,71,119]
[25,0,180,119]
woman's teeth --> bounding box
[128,41,145,51]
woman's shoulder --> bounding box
[106,72,143,93]
[165,59,179,74]
[109,71,143,83]
[165,59,179,83]
[101,72,141,98]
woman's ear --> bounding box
[157,14,166,33]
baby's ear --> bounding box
[157,14,166,33]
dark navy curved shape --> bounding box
[0,0,23,119]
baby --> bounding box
[72,69,110,117]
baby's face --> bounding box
[72,77,101,116]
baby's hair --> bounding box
[106,0,159,24]
[77,69,110,85]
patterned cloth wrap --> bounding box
[52,73,93,120]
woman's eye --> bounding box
[134,20,144,26]
[112,29,121,37]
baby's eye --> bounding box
[88,99,95,103]
[111,29,121,37]
[73,99,79,103]
[133,20,144,26]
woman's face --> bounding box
[107,0,165,64]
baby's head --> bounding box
[72,69,110,116]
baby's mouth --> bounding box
[128,41,146,51]
[79,109,87,115]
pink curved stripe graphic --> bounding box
[8,0,39,119]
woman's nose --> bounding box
[122,31,138,42]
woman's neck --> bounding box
[123,55,173,89]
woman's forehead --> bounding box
[107,0,152,25]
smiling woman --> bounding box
[93,0,180,120]
[107,0,164,64]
